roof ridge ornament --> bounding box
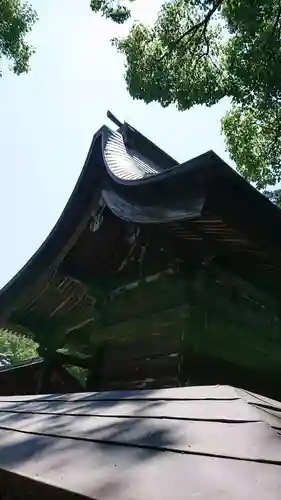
[107,109,133,149]
[107,110,122,129]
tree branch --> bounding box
[190,25,210,74]
[272,1,281,35]
[159,0,223,61]
[266,109,281,161]
[201,23,210,59]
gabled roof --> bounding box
[1,118,281,320]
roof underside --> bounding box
[1,121,281,312]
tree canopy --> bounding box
[91,0,281,189]
[0,329,38,362]
[0,0,37,76]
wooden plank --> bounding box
[103,354,179,382]
[0,384,240,403]
[100,376,179,391]
[0,398,256,420]
[236,388,281,410]
[0,427,280,500]
[104,335,182,359]
[0,397,280,429]
[0,410,280,462]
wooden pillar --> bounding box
[86,341,107,391]
[37,345,58,393]
[178,263,208,386]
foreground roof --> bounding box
[0,384,280,499]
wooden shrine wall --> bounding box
[69,268,281,398]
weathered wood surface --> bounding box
[0,385,281,499]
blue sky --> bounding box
[0,0,232,290]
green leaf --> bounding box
[91,0,281,188]
[0,329,38,362]
[0,0,37,76]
